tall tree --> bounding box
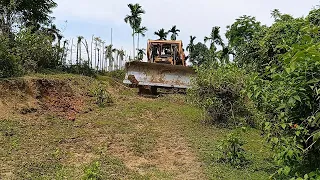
[189,42,210,66]
[186,36,196,53]
[168,25,180,40]
[124,3,145,61]
[61,40,68,65]
[105,44,116,70]
[76,36,83,66]
[117,49,125,69]
[0,0,57,34]
[94,37,102,70]
[135,26,147,50]
[204,26,224,51]
[154,28,168,40]
[81,39,90,65]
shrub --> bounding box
[188,64,257,127]
[92,84,113,107]
[102,70,125,82]
[14,28,56,72]
[246,27,320,178]
[217,127,250,168]
[0,36,21,78]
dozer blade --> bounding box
[123,61,196,89]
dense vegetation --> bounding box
[0,0,127,78]
[188,6,320,179]
[1,0,320,179]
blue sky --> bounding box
[52,0,320,58]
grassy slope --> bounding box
[0,74,275,179]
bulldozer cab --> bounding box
[147,40,185,66]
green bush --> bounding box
[14,28,57,72]
[246,26,320,178]
[102,70,125,82]
[0,36,21,78]
[217,127,250,168]
[188,64,258,127]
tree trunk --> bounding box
[91,35,94,68]
[97,49,100,71]
[137,33,140,51]
[70,39,73,65]
[76,43,79,66]
[79,43,82,65]
[132,29,135,61]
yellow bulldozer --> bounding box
[123,39,196,94]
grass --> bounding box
[177,105,276,180]
[0,74,276,179]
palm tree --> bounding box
[117,49,125,69]
[136,48,145,61]
[124,3,145,61]
[204,26,224,51]
[94,37,102,70]
[61,40,68,65]
[76,36,84,66]
[43,24,61,42]
[135,26,147,50]
[81,39,90,66]
[186,36,196,53]
[168,25,180,40]
[105,44,117,70]
[271,9,281,21]
[154,28,168,40]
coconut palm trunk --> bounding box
[133,29,135,61]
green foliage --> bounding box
[14,28,57,72]
[189,42,211,66]
[154,28,168,40]
[0,36,21,78]
[192,6,320,178]
[92,84,113,107]
[102,69,125,81]
[0,0,57,33]
[246,25,320,178]
[218,128,250,168]
[307,6,320,26]
[188,64,257,127]
[83,161,102,180]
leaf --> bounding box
[247,92,253,99]
[290,62,296,72]
[285,68,291,74]
[289,97,296,105]
[281,123,287,130]
[293,95,301,102]
[287,149,294,158]
[307,79,320,84]
[283,166,291,176]
[254,91,261,98]
[312,130,320,142]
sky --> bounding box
[52,0,320,59]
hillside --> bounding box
[0,74,274,180]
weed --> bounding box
[83,161,102,180]
[92,83,113,107]
[217,128,251,168]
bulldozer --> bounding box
[123,39,196,94]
